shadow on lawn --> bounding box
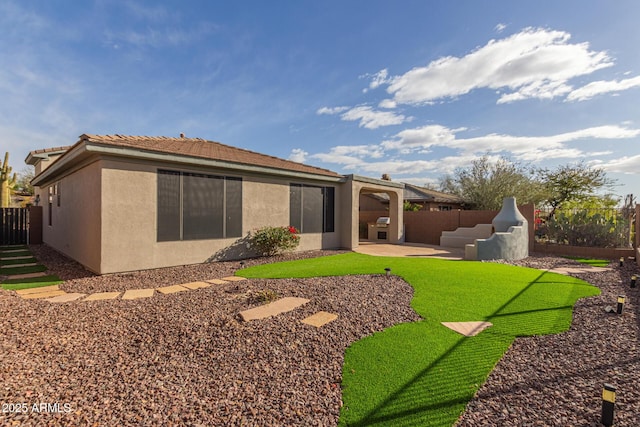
[348,270,590,426]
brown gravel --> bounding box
[457,255,640,427]
[0,245,419,426]
[2,247,638,426]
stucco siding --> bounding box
[42,161,102,272]
[98,160,344,273]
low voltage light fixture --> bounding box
[617,295,625,315]
[619,257,624,267]
[601,383,616,427]
[631,275,637,288]
[384,267,391,278]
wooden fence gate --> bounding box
[0,207,28,245]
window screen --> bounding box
[157,170,181,241]
[290,184,335,233]
[157,170,242,241]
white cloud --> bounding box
[339,106,410,129]
[495,23,507,33]
[597,155,640,174]
[288,148,308,163]
[381,124,460,151]
[384,27,613,105]
[566,75,640,101]
[316,106,349,115]
[364,69,390,90]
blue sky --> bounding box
[2,1,640,200]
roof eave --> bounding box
[32,142,346,186]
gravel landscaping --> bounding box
[2,246,638,426]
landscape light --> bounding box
[384,267,391,278]
[601,383,616,427]
[619,257,624,267]
[631,275,637,288]
[616,295,625,315]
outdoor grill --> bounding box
[368,216,391,241]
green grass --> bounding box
[0,264,46,276]
[0,257,37,266]
[563,256,610,267]
[1,277,64,290]
[239,253,599,426]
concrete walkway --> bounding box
[354,241,465,259]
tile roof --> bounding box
[76,134,341,178]
[29,146,72,155]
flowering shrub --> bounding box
[252,225,300,256]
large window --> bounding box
[289,184,335,233]
[157,170,242,241]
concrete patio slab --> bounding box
[221,276,247,282]
[21,290,67,299]
[1,263,38,269]
[6,272,48,279]
[355,242,464,260]
[206,279,230,285]
[15,285,60,295]
[180,281,211,290]
[121,289,154,300]
[441,321,493,337]
[156,285,189,294]
[240,297,310,321]
[45,293,86,303]
[83,292,122,301]
[301,311,338,327]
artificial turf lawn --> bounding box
[239,253,599,427]
[564,257,610,267]
[0,246,62,290]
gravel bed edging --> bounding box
[1,245,419,426]
[456,254,640,427]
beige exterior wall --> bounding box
[41,161,102,272]
[98,160,343,273]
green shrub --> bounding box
[252,225,300,256]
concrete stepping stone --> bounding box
[156,284,189,294]
[45,293,86,303]
[0,249,29,254]
[6,272,47,279]
[441,321,493,337]
[221,276,247,282]
[121,289,154,300]
[548,266,611,275]
[240,297,310,322]
[1,263,38,269]
[15,285,60,295]
[301,311,338,327]
[180,281,211,290]
[21,290,67,299]
[207,279,229,285]
[1,255,34,261]
[83,292,121,301]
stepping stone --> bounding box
[45,293,86,303]
[441,321,493,337]
[121,289,154,300]
[206,279,229,285]
[301,311,338,327]
[83,292,121,301]
[156,285,189,294]
[1,255,34,261]
[1,263,38,269]
[180,281,211,290]
[221,276,247,282]
[21,290,67,299]
[0,249,29,254]
[239,297,310,322]
[6,272,47,279]
[15,285,60,295]
[549,266,611,275]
